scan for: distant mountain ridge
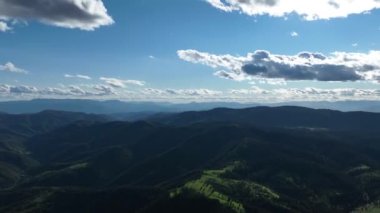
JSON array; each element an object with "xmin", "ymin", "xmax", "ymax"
[
  {"xmin": 1, "ymin": 99, "xmax": 380, "ymax": 114},
  {"xmin": 0, "ymin": 99, "xmax": 258, "ymax": 114},
  {"xmin": 152, "ymin": 106, "xmax": 380, "ymax": 132},
  {"xmin": 0, "ymin": 110, "xmax": 107, "ymax": 136}
]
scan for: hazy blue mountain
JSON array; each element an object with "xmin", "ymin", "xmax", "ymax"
[
  {"xmin": 2, "ymin": 99, "xmax": 380, "ymax": 115},
  {"xmin": 275, "ymin": 100, "xmax": 380, "ymax": 112},
  {"xmin": 0, "ymin": 99, "xmax": 163, "ymax": 114},
  {"xmin": 0, "ymin": 99, "xmax": 257, "ymax": 114}
]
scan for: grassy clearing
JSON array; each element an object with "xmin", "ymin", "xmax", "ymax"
[
  {"xmin": 353, "ymin": 202, "xmax": 380, "ymax": 213},
  {"xmin": 172, "ymin": 162, "xmax": 280, "ymax": 213}
]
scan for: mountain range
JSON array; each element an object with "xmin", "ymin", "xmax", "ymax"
[
  {"xmin": 0, "ymin": 106, "xmax": 379, "ymax": 212},
  {"xmin": 1, "ymin": 99, "xmax": 380, "ymax": 115}
]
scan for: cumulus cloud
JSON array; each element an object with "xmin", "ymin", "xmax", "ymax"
[
  {"xmin": 256, "ymin": 79, "xmax": 287, "ymax": 85},
  {"xmin": 124, "ymin": 80, "xmax": 146, "ymax": 86},
  {"xmin": 100, "ymin": 77, "xmax": 126, "ymax": 88},
  {"xmin": 64, "ymin": 74, "xmax": 92, "ymax": 80},
  {"xmin": 178, "ymin": 49, "xmax": 245, "ymax": 70},
  {"xmin": 9, "ymin": 85, "xmax": 39, "ymax": 94},
  {"xmin": 0, "ymin": 83, "xmax": 224, "ymax": 100},
  {"xmin": 140, "ymin": 87, "xmax": 380, "ymax": 101},
  {"xmin": 0, "ymin": 62, "xmax": 28, "ymax": 74},
  {"xmin": 178, "ymin": 49, "xmax": 380, "ymax": 82},
  {"xmin": 100, "ymin": 77, "xmax": 145, "ymax": 88},
  {"xmin": 92, "ymin": 84, "xmax": 115, "ymax": 95},
  {"xmin": 214, "ymin": 70, "xmax": 247, "ymax": 81},
  {"xmin": 0, "ymin": 0, "xmax": 114, "ymax": 30},
  {"xmin": 229, "ymin": 86, "xmax": 380, "ymax": 102},
  {"xmin": 0, "ymin": 84, "xmax": 115, "ymax": 97},
  {"xmin": 0, "ymin": 21, "xmax": 11, "ymax": 32},
  {"xmin": 290, "ymin": 31, "xmax": 298, "ymax": 37},
  {"xmin": 48, "ymin": 85, "xmax": 114, "ymax": 96},
  {"xmin": 143, "ymin": 88, "xmax": 223, "ymax": 96},
  {"xmin": 206, "ymin": 0, "xmax": 380, "ymax": 20},
  {"xmin": 1, "ymin": 83, "xmax": 380, "ymax": 102}
]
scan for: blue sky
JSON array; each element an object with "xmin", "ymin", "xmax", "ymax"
[{"xmin": 0, "ymin": 0, "xmax": 379, "ymax": 102}]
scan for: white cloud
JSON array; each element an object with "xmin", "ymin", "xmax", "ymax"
[
  {"xmin": 206, "ymin": 0, "xmax": 380, "ymax": 20},
  {"xmin": 0, "ymin": 62, "xmax": 28, "ymax": 74},
  {"xmin": 257, "ymin": 79, "xmax": 287, "ymax": 85},
  {"xmin": 142, "ymin": 88, "xmax": 223, "ymax": 97},
  {"xmin": 126, "ymin": 86, "xmax": 380, "ymax": 102},
  {"xmin": 100, "ymin": 77, "xmax": 126, "ymax": 88},
  {"xmin": 66, "ymin": 85, "xmax": 87, "ymax": 96},
  {"xmin": 92, "ymin": 84, "xmax": 116, "ymax": 95},
  {"xmin": 99, "ymin": 77, "xmax": 146, "ymax": 88},
  {"xmin": 290, "ymin": 31, "xmax": 298, "ymax": 37},
  {"xmin": 0, "ymin": 84, "xmax": 115, "ymax": 97},
  {"xmin": 214, "ymin": 70, "xmax": 247, "ymax": 81},
  {"xmin": 124, "ymin": 80, "xmax": 146, "ymax": 86},
  {"xmin": 166, "ymin": 88, "xmax": 222, "ymax": 96},
  {"xmin": 178, "ymin": 49, "xmax": 380, "ymax": 82},
  {"xmin": 64, "ymin": 74, "xmax": 92, "ymax": 80},
  {"xmin": 229, "ymin": 86, "xmax": 380, "ymax": 102},
  {"xmin": 177, "ymin": 49, "xmax": 245, "ymax": 70},
  {"xmin": 1, "ymin": 83, "xmax": 380, "ymax": 102},
  {"xmin": 0, "ymin": 84, "xmax": 224, "ymax": 100},
  {"xmin": 352, "ymin": 43, "xmax": 359, "ymax": 47},
  {"xmin": 0, "ymin": 0, "xmax": 114, "ymax": 31},
  {"xmin": 9, "ymin": 85, "xmax": 38, "ymax": 94},
  {"xmin": 0, "ymin": 21, "xmax": 11, "ymax": 32},
  {"xmin": 149, "ymin": 55, "xmax": 156, "ymax": 59},
  {"xmin": 0, "ymin": 84, "xmax": 9, "ymax": 93}
]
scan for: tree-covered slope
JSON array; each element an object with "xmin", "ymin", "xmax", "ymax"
[{"xmin": 0, "ymin": 107, "xmax": 380, "ymax": 212}]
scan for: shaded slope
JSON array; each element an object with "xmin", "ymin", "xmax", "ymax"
[
  {"xmin": 9, "ymin": 121, "xmax": 380, "ymax": 212},
  {"xmin": 0, "ymin": 110, "xmax": 107, "ymax": 136},
  {"xmin": 0, "ymin": 111, "xmax": 107, "ymax": 189},
  {"xmin": 1, "ymin": 108, "xmax": 380, "ymax": 212}
]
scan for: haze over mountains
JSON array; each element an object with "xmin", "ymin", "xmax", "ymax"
[
  {"xmin": 1, "ymin": 99, "xmax": 380, "ymax": 115},
  {"xmin": 0, "ymin": 106, "xmax": 379, "ymax": 212}
]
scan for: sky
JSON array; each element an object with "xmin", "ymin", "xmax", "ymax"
[{"xmin": 0, "ymin": 0, "xmax": 380, "ymax": 102}]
